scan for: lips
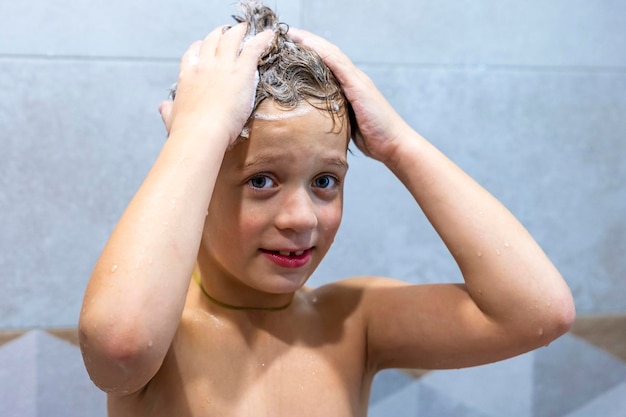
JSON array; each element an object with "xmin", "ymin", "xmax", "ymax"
[{"xmin": 260, "ymin": 248, "xmax": 313, "ymax": 268}]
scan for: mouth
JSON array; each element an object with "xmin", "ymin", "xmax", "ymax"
[
  {"xmin": 260, "ymin": 248, "xmax": 314, "ymax": 268},
  {"xmin": 261, "ymin": 248, "xmax": 312, "ymax": 257}
]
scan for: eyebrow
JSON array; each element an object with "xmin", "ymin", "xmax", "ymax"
[{"xmin": 241, "ymin": 153, "xmax": 349, "ymax": 171}]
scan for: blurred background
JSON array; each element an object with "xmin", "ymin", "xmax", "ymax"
[{"xmin": 1, "ymin": 0, "xmax": 624, "ymax": 416}]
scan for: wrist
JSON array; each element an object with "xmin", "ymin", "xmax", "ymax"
[
  {"xmin": 168, "ymin": 114, "xmax": 233, "ymax": 148},
  {"xmin": 381, "ymin": 126, "xmax": 426, "ymax": 169}
]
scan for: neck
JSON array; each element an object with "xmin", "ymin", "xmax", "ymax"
[{"xmin": 192, "ymin": 271, "xmax": 292, "ymax": 312}]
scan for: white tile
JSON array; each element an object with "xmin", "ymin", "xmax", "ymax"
[
  {"xmin": 564, "ymin": 381, "xmax": 626, "ymax": 417},
  {"xmin": 534, "ymin": 334, "xmax": 626, "ymax": 417},
  {"xmin": 0, "ymin": 332, "xmax": 38, "ymax": 417},
  {"xmin": 369, "ymin": 378, "xmax": 419, "ymax": 417},
  {"xmin": 422, "ymin": 352, "xmax": 533, "ymax": 417},
  {"xmin": 0, "ymin": 330, "xmax": 106, "ymax": 417},
  {"xmin": 418, "ymin": 384, "xmax": 496, "ymax": 417}
]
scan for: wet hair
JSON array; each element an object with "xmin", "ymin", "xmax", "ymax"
[
  {"xmin": 170, "ymin": 0, "xmax": 352, "ymax": 134},
  {"xmin": 236, "ymin": 0, "xmax": 348, "ymax": 130}
]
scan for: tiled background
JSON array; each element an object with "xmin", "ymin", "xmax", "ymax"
[{"xmin": 1, "ymin": 0, "xmax": 624, "ymax": 416}]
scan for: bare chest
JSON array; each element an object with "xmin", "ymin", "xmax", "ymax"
[{"xmin": 112, "ymin": 309, "xmax": 370, "ymax": 417}]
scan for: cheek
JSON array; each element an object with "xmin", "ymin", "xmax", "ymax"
[
  {"xmin": 237, "ymin": 202, "xmax": 274, "ymax": 234},
  {"xmin": 318, "ymin": 200, "xmax": 343, "ymax": 237}
]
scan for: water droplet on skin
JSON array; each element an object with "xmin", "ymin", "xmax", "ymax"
[
  {"xmin": 148, "ymin": 340, "xmax": 153, "ymax": 348},
  {"xmin": 537, "ymin": 328, "xmax": 544, "ymax": 337},
  {"xmin": 476, "ymin": 251, "xmax": 483, "ymax": 257},
  {"xmin": 170, "ymin": 199, "xmax": 177, "ymax": 209},
  {"xmin": 111, "ymin": 264, "xmax": 118, "ymax": 273},
  {"xmin": 496, "ymin": 249, "xmax": 502, "ymax": 256},
  {"xmin": 504, "ymin": 241, "xmax": 510, "ymax": 248}
]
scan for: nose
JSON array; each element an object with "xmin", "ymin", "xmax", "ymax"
[{"xmin": 274, "ymin": 188, "xmax": 318, "ymax": 232}]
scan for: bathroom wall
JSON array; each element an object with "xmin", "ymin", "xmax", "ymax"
[{"xmin": 1, "ymin": 1, "xmax": 624, "ymax": 416}]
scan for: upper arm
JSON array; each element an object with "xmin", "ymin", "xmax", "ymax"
[{"xmin": 359, "ymin": 277, "xmax": 562, "ymax": 372}]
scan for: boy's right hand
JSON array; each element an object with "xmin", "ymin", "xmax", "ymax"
[{"xmin": 160, "ymin": 23, "xmax": 274, "ymax": 146}]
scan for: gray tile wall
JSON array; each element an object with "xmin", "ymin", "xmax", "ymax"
[
  {"xmin": 1, "ymin": 0, "xmax": 625, "ymax": 414},
  {"xmin": 3, "ymin": 0, "xmax": 624, "ymax": 329}
]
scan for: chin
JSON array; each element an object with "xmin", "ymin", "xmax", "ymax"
[{"xmin": 263, "ymin": 272, "xmax": 312, "ymax": 294}]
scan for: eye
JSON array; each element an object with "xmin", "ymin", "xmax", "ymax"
[
  {"xmin": 313, "ymin": 175, "xmax": 337, "ymax": 189},
  {"xmin": 248, "ymin": 175, "xmax": 275, "ymax": 189}
]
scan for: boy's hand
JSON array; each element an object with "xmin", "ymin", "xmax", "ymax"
[
  {"xmin": 161, "ymin": 23, "xmax": 274, "ymax": 146},
  {"xmin": 288, "ymin": 28, "xmax": 412, "ymax": 164}
]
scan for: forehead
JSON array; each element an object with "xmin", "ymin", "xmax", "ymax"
[
  {"xmin": 226, "ymin": 101, "xmax": 350, "ymax": 169},
  {"xmin": 252, "ymin": 100, "xmax": 315, "ymax": 121}
]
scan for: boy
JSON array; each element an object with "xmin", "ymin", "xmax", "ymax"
[{"xmin": 79, "ymin": 2, "xmax": 575, "ymax": 416}]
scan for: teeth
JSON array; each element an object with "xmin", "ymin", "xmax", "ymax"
[{"xmin": 277, "ymin": 250, "xmax": 305, "ymax": 256}]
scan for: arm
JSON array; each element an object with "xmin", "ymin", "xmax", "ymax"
[
  {"xmin": 79, "ymin": 24, "xmax": 274, "ymax": 395},
  {"xmin": 289, "ymin": 28, "xmax": 575, "ymax": 370}
]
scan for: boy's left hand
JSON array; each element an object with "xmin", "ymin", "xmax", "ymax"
[{"xmin": 288, "ymin": 28, "xmax": 414, "ymax": 165}]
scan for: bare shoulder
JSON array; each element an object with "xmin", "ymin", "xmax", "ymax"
[
  {"xmin": 307, "ymin": 276, "xmax": 416, "ymax": 306},
  {"xmin": 303, "ymin": 276, "xmax": 419, "ymax": 326},
  {"xmin": 309, "ymin": 275, "xmax": 408, "ymax": 295}
]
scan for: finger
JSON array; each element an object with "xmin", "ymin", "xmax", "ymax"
[
  {"xmin": 287, "ymin": 27, "xmax": 320, "ymax": 45},
  {"xmin": 287, "ymin": 27, "xmax": 352, "ymax": 80},
  {"xmin": 158, "ymin": 100, "xmax": 174, "ymax": 133},
  {"xmin": 287, "ymin": 27, "xmax": 336, "ymax": 53},
  {"xmin": 180, "ymin": 40, "xmax": 202, "ymax": 70},
  {"xmin": 291, "ymin": 27, "xmax": 371, "ymax": 99},
  {"xmin": 238, "ymin": 29, "xmax": 275, "ymax": 64},
  {"xmin": 217, "ymin": 22, "xmax": 249, "ymax": 56},
  {"xmin": 198, "ymin": 24, "xmax": 230, "ymax": 59}
]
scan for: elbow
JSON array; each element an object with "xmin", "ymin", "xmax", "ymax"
[
  {"xmin": 82, "ymin": 327, "xmax": 145, "ymax": 366},
  {"xmin": 554, "ymin": 292, "xmax": 576, "ymax": 336},
  {"xmin": 79, "ymin": 309, "xmax": 148, "ymax": 363},
  {"xmin": 539, "ymin": 285, "xmax": 577, "ymax": 343},
  {"xmin": 511, "ymin": 272, "xmax": 576, "ymax": 348},
  {"xmin": 79, "ymin": 313, "xmax": 155, "ymax": 394}
]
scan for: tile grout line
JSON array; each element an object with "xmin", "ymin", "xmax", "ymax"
[
  {"xmin": 0, "ymin": 53, "xmax": 625, "ymax": 75},
  {"xmin": 0, "ymin": 328, "xmax": 79, "ymax": 347},
  {"xmin": 0, "ymin": 53, "xmax": 179, "ymax": 64}
]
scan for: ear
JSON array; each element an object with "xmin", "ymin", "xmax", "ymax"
[{"xmin": 158, "ymin": 100, "xmax": 174, "ymax": 134}]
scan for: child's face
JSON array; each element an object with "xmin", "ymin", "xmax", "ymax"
[{"xmin": 200, "ymin": 100, "xmax": 350, "ymax": 303}]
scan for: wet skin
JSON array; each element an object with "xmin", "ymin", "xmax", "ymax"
[{"xmin": 107, "ymin": 102, "xmax": 376, "ymax": 417}]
